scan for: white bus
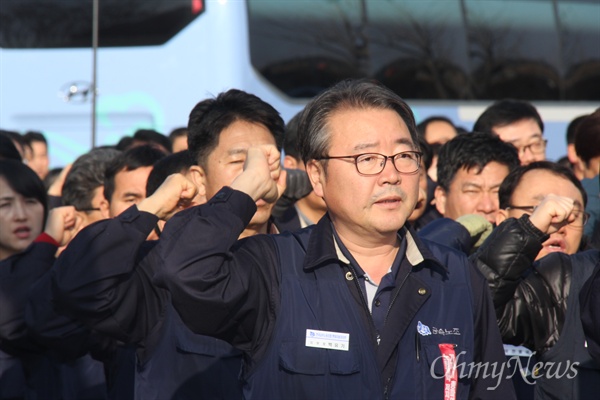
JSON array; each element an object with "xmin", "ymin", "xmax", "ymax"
[{"xmin": 1, "ymin": 0, "xmax": 598, "ymax": 167}]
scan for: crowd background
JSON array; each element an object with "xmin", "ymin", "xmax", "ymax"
[{"xmin": 0, "ymin": 86, "xmax": 599, "ymax": 399}]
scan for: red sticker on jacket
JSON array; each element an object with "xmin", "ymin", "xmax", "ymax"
[{"xmin": 439, "ymin": 343, "xmax": 458, "ymax": 400}]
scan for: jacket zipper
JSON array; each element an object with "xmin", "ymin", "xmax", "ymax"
[
  {"xmin": 382, "ymin": 269, "xmax": 413, "ymax": 399},
  {"xmin": 347, "ymin": 263, "xmax": 381, "ymax": 345}
]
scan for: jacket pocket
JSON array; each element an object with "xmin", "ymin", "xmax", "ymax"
[{"xmin": 278, "ymin": 339, "xmax": 360, "ymax": 376}]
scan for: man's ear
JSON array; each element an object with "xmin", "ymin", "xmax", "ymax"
[
  {"xmin": 496, "ymin": 209, "xmax": 508, "ymax": 226},
  {"xmin": 306, "ymin": 160, "xmax": 324, "ymax": 199},
  {"xmin": 99, "ymin": 197, "xmax": 110, "ymax": 219},
  {"xmin": 434, "ymin": 185, "xmax": 447, "ymax": 216},
  {"xmin": 188, "ymin": 165, "xmax": 207, "ymax": 199},
  {"xmin": 283, "ymin": 155, "xmax": 299, "ymax": 170}
]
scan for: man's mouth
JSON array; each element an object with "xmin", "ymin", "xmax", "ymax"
[{"xmin": 542, "ymin": 237, "xmax": 566, "ymax": 253}]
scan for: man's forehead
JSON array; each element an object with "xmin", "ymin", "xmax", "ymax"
[
  {"xmin": 327, "ymin": 109, "xmax": 415, "ymax": 147},
  {"xmin": 511, "ymin": 170, "xmax": 583, "ymax": 205},
  {"xmin": 493, "ymin": 119, "xmax": 542, "ymax": 142}
]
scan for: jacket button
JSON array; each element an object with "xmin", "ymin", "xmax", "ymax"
[
  {"xmin": 345, "ymin": 271, "xmax": 354, "ymax": 281},
  {"xmin": 375, "ymin": 299, "xmax": 381, "ymax": 307},
  {"xmin": 418, "ymin": 288, "xmax": 427, "ymax": 295}
]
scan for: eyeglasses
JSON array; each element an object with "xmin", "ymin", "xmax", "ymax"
[
  {"xmin": 318, "ymin": 151, "xmax": 422, "ymax": 176},
  {"xmin": 515, "ymin": 138, "xmax": 547, "ymax": 156},
  {"xmin": 506, "ymin": 205, "xmax": 590, "ymax": 227}
]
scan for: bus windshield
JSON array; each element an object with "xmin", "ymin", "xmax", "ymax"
[{"xmin": 248, "ymin": 0, "xmax": 600, "ymax": 101}]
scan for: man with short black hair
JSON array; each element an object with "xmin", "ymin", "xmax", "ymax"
[
  {"xmin": 473, "ymin": 99, "xmax": 546, "ymax": 165},
  {"xmin": 50, "ymin": 89, "xmax": 286, "ymax": 400},
  {"xmin": 23, "ymin": 131, "xmax": 50, "ymax": 179}
]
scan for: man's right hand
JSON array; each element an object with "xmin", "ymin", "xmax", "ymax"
[
  {"xmin": 137, "ymin": 173, "xmax": 199, "ymax": 220},
  {"xmin": 529, "ymin": 194, "xmax": 578, "ymax": 234},
  {"xmin": 230, "ymin": 145, "xmax": 283, "ymax": 203}
]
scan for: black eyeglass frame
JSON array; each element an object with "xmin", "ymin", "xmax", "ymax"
[{"xmin": 317, "ymin": 151, "xmax": 422, "ymax": 176}]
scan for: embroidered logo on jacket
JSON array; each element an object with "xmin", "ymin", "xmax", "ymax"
[{"xmin": 417, "ymin": 321, "xmax": 432, "ymax": 336}]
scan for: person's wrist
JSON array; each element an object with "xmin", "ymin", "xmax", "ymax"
[
  {"xmin": 230, "ymin": 173, "xmax": 262, "ymax": 201},
  {"xmin": 137, "ymin": 197, "xmax": 163, "ymax": 218}
]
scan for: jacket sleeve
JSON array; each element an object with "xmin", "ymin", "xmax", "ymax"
[
  {"xmin": 580, "ymin": 257, "xmax": 600, "ymax": 363},
  {"xmin": 154, "ymin": 187, "xmax": 280, "ymax": 355},
  {"xmin": 25, "ymin": 269, "xmax": 118, "ymax": 362},
  {"xmin": 470, "ymin": 216, "xmax": 577, "ymax": 353},
  {"xmin": 471, "ymin": 216, "xmax": 547, "ymax": 311},
  {"xmin": 418, "ymin": 218, "xmax": 473, "ymax": 254},
  {"xmin": 0, "ymin": 242, "xmax": 57, "ymax": 355},
  {"xmin": 50, "ymin": 206, "xmax": 168, "ymax": 344}
]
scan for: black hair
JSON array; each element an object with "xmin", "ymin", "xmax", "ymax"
[
  {"xmin": 283, "ymin": 111, "xmax": 302, "ymax": 160},
  {"xmin": 574, "ymin": 109, "xmax": 600, "ymax": 165},
  {"xmin": 0, "ymin": 132, "xmax": 22, "ymax": 161},
  {"xmin": 416, "ymin": 116, "xmax": 456, "ymax": 139},
  {"xmin": 187, "ymin": 89, "xmax": 284, "ymax": 168},
  {"xmin": 169, "ymin": 127, "xmax": 188, "ymax": 141},
  {"xmin": 104, "ymin": 145, "xmax": 167, "ymax": 203},
  {"xmin": 133, "ymin": 129, "xmax": 172, "ymax": 153},
  {"xmin": 23, "ymin": 131, "xmax": 48, "ymax": 146},
  {"xmin": 116, "ymin": 136, "xmax": 134, "ymax": 151},
  {"xmin": 436, "ymin": 132, "xmax": 520, "ymax": 191},
  {"xmin": 0, "ymin": 160, "xmax": 48, "ymax": 224},
  {"xmin": 0, "ymin": 129, "xmax": 30, "ymax": 158},
  {"xmin": 498, "ymin": 161, "xmax": 587, "ymax": 209},
  {"xmin": 566, "ymin": 115, "xmax": 588, "ymax": 145},
  {"xmin": 146, "ymin": 150, "xmax": 194, "ymax": 196},
  {"xmin": 473, "ymin": 99, "xmax": 544, "ymax": 135}
]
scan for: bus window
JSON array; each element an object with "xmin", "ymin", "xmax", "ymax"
[
  {"xmin": 0, "ymin": 0, "xmax": 204, "ymax": 48},
  {"xmin": 247, "ymin": 0, "xmax": 600, "ymax": 101}
]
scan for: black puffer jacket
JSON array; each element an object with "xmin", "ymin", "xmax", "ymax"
[
  {"xmin": 471, "ymin": 215, "xmax": 562, "ymax": 352},
  {"xmin": 472, "ymin": 216, "xmax": 600, "ymax": 400}
]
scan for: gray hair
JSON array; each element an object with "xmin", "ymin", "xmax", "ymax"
[
  {"xmin": 63, "ymin": 147, "xmax": 121, "ymax": 210},
  {"xmin": 298, "ymin": 79, "xmax": 418, "ymax": 165}
]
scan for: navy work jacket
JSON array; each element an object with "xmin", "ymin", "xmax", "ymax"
[
  {"xmin": 50, "ymin": 206, "xmax": 243, "ymax": 400},
  {"xmin": 156, "ymin": 187, "xmax": 515, "ymax": 400}
]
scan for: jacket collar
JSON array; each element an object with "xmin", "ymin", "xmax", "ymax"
[{"xmin": 303, "ymin": 213, "xmax": 447, "ymax": 273}]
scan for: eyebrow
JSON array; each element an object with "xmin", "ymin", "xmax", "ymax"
[
  {"xmin": 352, "ymin": 138, "xmax": 414, "ymax": 152},
  {"xmin": 227, "ymin": 148, "xmax": 248, "ymax": 156},
  {"xmin": 122, "ymin": 192, "xmax": 143, "ymax": 199}
]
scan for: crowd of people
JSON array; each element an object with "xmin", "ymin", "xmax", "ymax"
[{"xmin": 0, "ymin": 79, "xmax": 599, "ymax": 400}]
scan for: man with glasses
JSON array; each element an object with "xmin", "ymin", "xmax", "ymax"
[
  {"xmin": 155, "ymin": 80, "xmax": 515, "ymax": 399},
  {"xmin": 473, "ymin": 161, "xmax": 600, "ymax": 399},
  {"xmin": 496, "ymin": 161, "xmax": 588, "ymax": 260},
  {"xmin": 61, "ymin": 147, "xmax": 120, "ymax": 237},
  {"xmin": 473, "ymin": 99, "xmax": 546, "ymax": 165}
]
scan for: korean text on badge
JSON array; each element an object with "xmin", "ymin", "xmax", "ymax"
[{"xmin": 306, "ymin": 329, "xmax": 350, "ymax": 351}]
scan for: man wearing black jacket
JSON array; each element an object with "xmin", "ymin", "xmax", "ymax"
[{"xmin": 473, "ymin": 191, "xmax": 600, "ymax": 400}]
